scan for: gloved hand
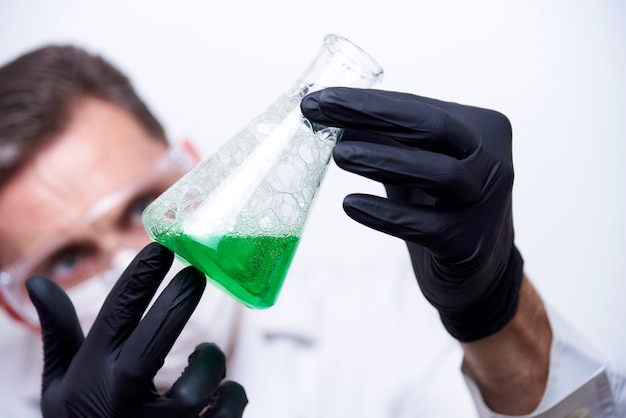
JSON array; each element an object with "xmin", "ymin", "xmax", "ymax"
[
  {"xmin": 301, "ymin": 88, "xmax": 524, "ymax": 342},
  {"xmin": 26, "ymin": 242, "xmax": 248, "ymax": 418}
]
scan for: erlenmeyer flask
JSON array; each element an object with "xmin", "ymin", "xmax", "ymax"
[{"xmin": 143, "ymin": 34, "xmax": 384, "ymax": 309}]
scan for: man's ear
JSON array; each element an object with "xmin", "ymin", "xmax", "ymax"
[{"xmin": 180, "ymin": 138, "xmax": 202, "ymax": 165}]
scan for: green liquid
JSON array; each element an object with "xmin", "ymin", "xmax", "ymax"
[{"xmin": 158, "ymin": 233, "xmax": 300, "ymax": 309}]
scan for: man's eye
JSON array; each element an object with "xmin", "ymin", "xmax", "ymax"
[
  {"xmin": 40, "ymin": 244, "xmax": 100, "ymax": 288},
  {"xmin": 125, "ymin": 194, "xmax": 157, "ymax": 227},
  {"xmin": 50, "ymin": 252, "xmax": 82, "ymax": 277},
  {"xmin": 133, "ymin": 195, "xmax": 154, "ymax": 214}
]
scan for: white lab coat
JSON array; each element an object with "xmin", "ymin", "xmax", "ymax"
[{"xmin": 1, "ymin": 251, "xmax": 624, "ymax": 417}]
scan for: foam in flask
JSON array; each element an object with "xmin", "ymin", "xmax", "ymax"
[{"xmin": 142, "ymin": 34, "xmax": 384, "ymax": 308}]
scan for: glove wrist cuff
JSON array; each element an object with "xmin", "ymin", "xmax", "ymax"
[{"xmin": 440, "ymin": 246, "xmax": 524, "ymax": 342}]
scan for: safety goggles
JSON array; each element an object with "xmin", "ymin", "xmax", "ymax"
[{"xmin": 0, "ymin": 145, "xmax": 196, "ymax": 327}]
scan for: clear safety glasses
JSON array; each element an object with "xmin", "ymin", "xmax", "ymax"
[{"xmin": 0, "ymin": 145, "xmax": 196, "ymax": 327}]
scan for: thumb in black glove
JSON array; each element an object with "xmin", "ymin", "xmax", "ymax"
[
  {"xmin": 26, "ymin": 242, "xmax": 248, "ymax": 418},
  {"xmin": 301, "ymin": 87, "xmax": 524, "ymax": 342}
]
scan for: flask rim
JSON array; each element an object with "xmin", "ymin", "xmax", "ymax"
[{"xmin": 323, "ymin": 33, "xmax": 385, "ymax": 83}]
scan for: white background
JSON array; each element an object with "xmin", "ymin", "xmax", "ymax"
[{"xmin": 1, "ymin": 1, "xmax": 625, "ymax": 363}]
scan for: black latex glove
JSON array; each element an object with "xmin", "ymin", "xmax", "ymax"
[
  {"xmin": 25, "ymin": 242, "xmax": 248, "ymax": 418},
  {"xmin": 301, "ymin": 88, "xmax": 524, "ymax": 342}
]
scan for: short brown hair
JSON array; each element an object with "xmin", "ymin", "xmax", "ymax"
[{"xmin": 0, "ymin": 44, "xmax": 167, "ymax": 189}]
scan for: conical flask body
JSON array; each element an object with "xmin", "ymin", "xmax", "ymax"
[{"xmin": 143, "ymin": 34, "xmax": 383, "ymax": 308}]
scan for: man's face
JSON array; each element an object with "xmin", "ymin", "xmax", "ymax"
[{"xmin": 0, "ymin": 97, "xmax": 176, "ymax": 323}]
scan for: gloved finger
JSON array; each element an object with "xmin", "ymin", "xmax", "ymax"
[
  {"xmin": 166, "ymin": 343, "xmax": 228, "ymax": 416},
  {"xmin": 25, "ymin": 275, "xmax": 84, "ymax": 391},
  {"xmin": 113, "ymin": 266, "xmax": 206, "ymax": 395},
  {"xmin": 333, "ymin": 139, "xmax": 491, "ymax": 206},
  {"xmin": 200, "ymin": 381, "xmax": 248, "ymax": 418},
  {"xmin": 301, "ymin": 87, "xmax": 478, "ymax": 159},
  {"xmin": 86, "ymin": 242, "xmax": 174, "ymax": 352},
  {"xmin": 342, "ymin": 193, "xmax": 474, "ymax": 261}
]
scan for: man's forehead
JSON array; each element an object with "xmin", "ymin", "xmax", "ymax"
[
  {"xmin": 0, "ymin": 97, "xmax": 167, "ymax": 265},
  {"xmin": 32, "ymin": 130, "xmax": 124, "ymax": 212}
]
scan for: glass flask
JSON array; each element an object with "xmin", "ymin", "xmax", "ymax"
[{"xmin": 143, "ymin": 34, "xmax": 384, "ymax": 309}]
